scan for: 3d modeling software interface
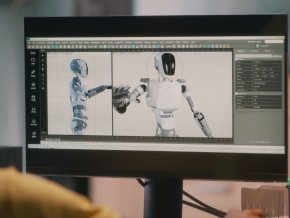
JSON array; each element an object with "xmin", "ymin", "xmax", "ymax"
[{"xmin": 26, "ymin": 35, "xmax": 286, "ymax": 154}]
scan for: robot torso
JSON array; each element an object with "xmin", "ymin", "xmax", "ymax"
[
  {"xmin": 69, "ymin": 77, "xmax": 87, "ymax": 108},
  {"xmin": 146, "ymin": 79, "xmax": 183, "ymax": 132}
]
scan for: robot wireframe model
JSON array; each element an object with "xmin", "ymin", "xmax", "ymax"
[
  {"xmin": 69, "ymin": 59, "xmax": 111, "ymax": 135},
  {"xmin": 113, "ymin": 52, "xmax": 213, "ymax": 137}
]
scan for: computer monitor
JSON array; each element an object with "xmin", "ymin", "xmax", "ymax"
[{"xmin": 25, "ymin": 15, "xmax": 288, "ymax": 218}]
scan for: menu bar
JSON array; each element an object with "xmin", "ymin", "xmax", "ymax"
[
  {"xmin": 26, "ymin": 36, "xmax": 284, "ymax": 50},
  {"xmin": 26, "ymin": 40, "xmax": 232, "ymax": 50}
]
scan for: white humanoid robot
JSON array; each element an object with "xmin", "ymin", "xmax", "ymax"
[
  {"xmin": 113, "ymin": 52, "xmax": 213, "ymax": 137},
  {"xmin": 69, "ymin": 59, "xmax": 111, "ymax": 135}
]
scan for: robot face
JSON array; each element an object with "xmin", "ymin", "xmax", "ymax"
[
  {"xmin": 155, "ymin": 52, "xmax": 175, "ymax": 79},
  {"xmin": 70, "ymin": 59, "xmax": 88, "ymax": 78}
]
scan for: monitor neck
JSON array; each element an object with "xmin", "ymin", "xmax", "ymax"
[{"xmin": 144, "ymin": 178, "xmax": 183, "ymax": 218}]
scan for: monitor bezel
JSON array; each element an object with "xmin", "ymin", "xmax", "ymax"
[{"xmin": 25, "ymin": 15, "xmax": 288, "ymax": 181}]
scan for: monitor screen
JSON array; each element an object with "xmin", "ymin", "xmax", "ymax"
[{"xmin": 25, "ymin": 15, "xmax": 288, "ymax": 181}]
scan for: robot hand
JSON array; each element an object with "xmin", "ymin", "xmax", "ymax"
[
  {"xmin": 194, "ymin": 111, "xmax": 213, "ymax": 138},
  {"xmin": 112, "ymin": 85, "xmax": 131, "ymax": 114}
]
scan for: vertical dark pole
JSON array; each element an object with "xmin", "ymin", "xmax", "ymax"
[{"xmin": 144, "ymin": 178, "xmax": 183, "ymax": 218}]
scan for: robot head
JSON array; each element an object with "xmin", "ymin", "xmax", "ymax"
[
  {"xmin": 154, "ymin": 52, "xmax": 175, "ymax": 79},
  {"xmin": 70, "ymin": 59, "xmax": 88, "ymax": 78}
]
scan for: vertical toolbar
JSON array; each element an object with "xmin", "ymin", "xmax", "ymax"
[{"xmin": 26, "ymin": 50, "xmax": 40, "ymax": 143}]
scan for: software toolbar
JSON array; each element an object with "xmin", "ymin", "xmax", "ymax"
[{"xmin": 26, "ymin": 36, "xmax": 284, "ymax": 50}]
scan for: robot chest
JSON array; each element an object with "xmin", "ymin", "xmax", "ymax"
[
  {"xmin": 70, "ymin": 83, "xmax": 87, "ymax": 106},
  {"xmin": 146, "ymin": 82, "xmax": 182, "ymax": 110}
]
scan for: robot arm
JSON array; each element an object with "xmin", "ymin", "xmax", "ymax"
[
  {"xmin": 128, "ymin": 78, "xmax": 149, "ymax": 103},
  {"xmin": 128, "ymin": 84, "xmax": 146, "ymax": 102},
  {"xmin": 182, "ymin": 85, "xmax": 213, "ymax": 137},
  {"xmin": 85, "ymin": 85, "xmax": 112, "ymax": 98}
]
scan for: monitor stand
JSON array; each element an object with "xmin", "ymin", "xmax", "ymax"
[{"xmin": 144, "ymin": 178, "xmax": 183, "ymax": 218}]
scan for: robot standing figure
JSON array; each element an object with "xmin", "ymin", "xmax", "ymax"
[
  {"xmin": 69, "ymin": 59, "xmax": 111, "ymax": 135},
  {"xmin": 113, "ymin": 52, "xmax": 213, "ymax": 137}
]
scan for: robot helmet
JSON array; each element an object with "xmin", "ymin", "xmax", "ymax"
[
  {"xmin": 154, "ymin": 52, "xmax": 175, "ymax": 79},
  {"xmin": 70, "ymin": 59, "xmax": 88, "ymax": 78}
]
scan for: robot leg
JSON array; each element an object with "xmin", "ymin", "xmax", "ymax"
[{"xmin": 71, "ymin": 117, "xmax": 87, "ymax": 135}]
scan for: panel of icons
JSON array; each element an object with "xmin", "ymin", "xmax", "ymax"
[{"xmin": 27, "ymin": 51, "xmax": 39, "ymax": 140}]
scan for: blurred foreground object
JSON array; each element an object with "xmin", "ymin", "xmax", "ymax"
[
  {"xmin": 225, "ymin": 208, "xmax": 265, "ymax": 218},
  {"xmin": 0, "ymin": 167, "xmax": 120, "ymax": 218}
]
